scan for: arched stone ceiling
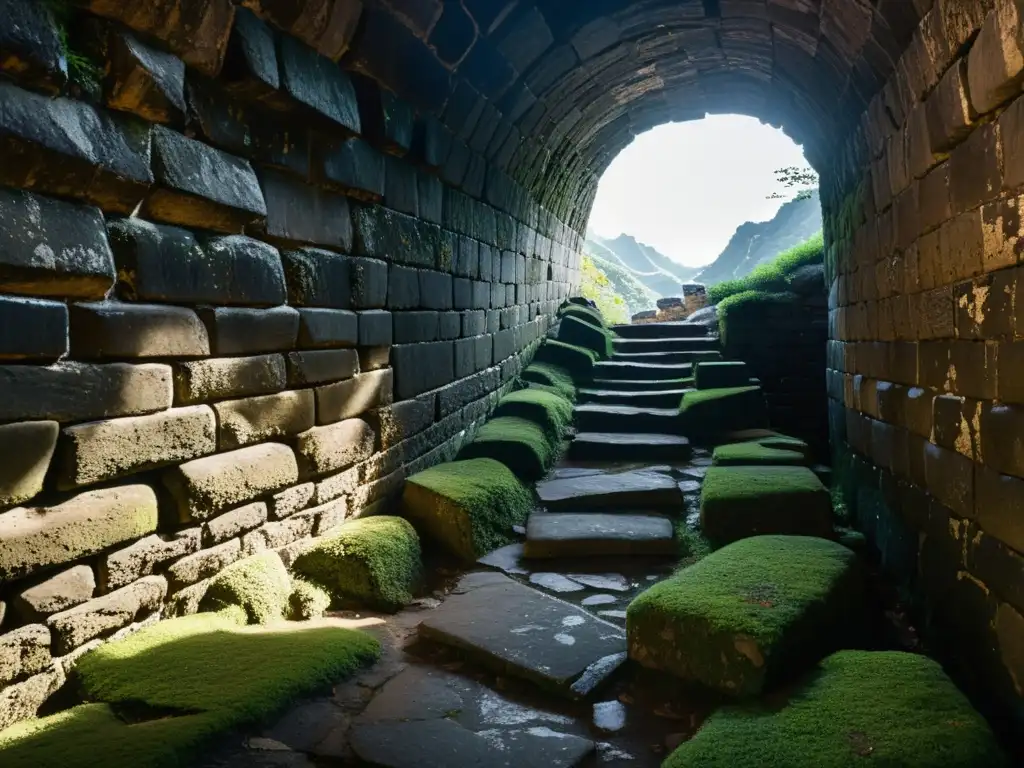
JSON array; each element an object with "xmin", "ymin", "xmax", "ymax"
[{"xmin": 350, "ymin": 0, "xmax": 930, "ymax": 231}]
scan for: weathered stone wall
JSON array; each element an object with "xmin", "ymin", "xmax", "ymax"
[
  {"xmin": 822, "ymin": 0, "xmax": 1024, "ymax": 738},
  {"xmin": 0, "ymin": 0, "xmax": 579, "ymax": 725}
]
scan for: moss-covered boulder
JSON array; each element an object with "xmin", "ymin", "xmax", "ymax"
[
  {"xmin": 459, "ymin": 416, "xmax": 558, "ymax": 481},
  {"xmin": 627, "ymin": 536, "xmax": 863, "ymax": 697},
  {"xmin": 292, "ymin": 517, "xmax": 422, "ymax": 613},
  {"xmin": 712, "ymin": 443, "xmax": 807, "ymax": 467},
  {"xmin": 288, "ymin": 577, "xmax": 332, "ymax": 620},
  {"xmin": 557, "ymin": 315, "xmax": 614, "ymax": 359},
  {"xmin": 402, "ymin": 458, "xmax": 532, "ymax": 561},
  {"xmin": 663, "ymin": 650, "xmax": 1008, "ymax": 767},
  {"xmin": 521, "ymin": 362, "xmax": 577, "ymax": 402},
  {"xmin": 681, "ymin": 386, "xmax": 768, "ymax": 439},
  {"xmin": 533, "ymin": 339, "xmax": 598, "ymax": 379},
  {"xmin": 700, "ymin": 466, "xmax": 833, "ymax": 546},
  {"xmin": 200, "ymin": 552, "xmax": 292, "ymax": 624},
  {"xmin": 559, "ymin": 301, "xmax": 605, "ymax": 325},
  {"xmin": 694, "ymin": 360, "xmax": 750, "ymax": 390},
  {"xmin": 494, "ymin": 389, "xmax": 573, "ymax": 442}
]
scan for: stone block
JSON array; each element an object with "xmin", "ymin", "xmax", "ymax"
[
  {"xmin": 143, "ymin": 126, "xmax": 266, "ymax": 232},
  {"xmin": 166, "ymin": 538, "xmax": 241, "ymax": 589},
  {"xmin": 462, "ymin": 310, "xmax": 486, "ymax": 336},
  {"xmin": 360, "ymin": 346, "xmax": 392, "ymax": 372},
  {"xmin": 384, "ymin": 154, "xmax": 419, "ymax": 216},
  {"xmin": 968, "ymin": 0, "xmax": 1024, "ymax": 115},
  {"xmin": 394, "ymin": 311, "xmax": 440, "ymax": 343},
  {"xmin": 241, "ymin": 0, "xmax": 361, "ymax": 61},
  {"xmin": 0, "ymin": 80, "xmax": 153, "ymax": 214},
  {"xmin": 269, "ymin": 482, "xmax": 315, "ymax": 519},
  {"xmin": 0, "ymin": 625, "xmax": 51, "ymax": 688},
  {"xmin": 257, "ymin": 168, "xmax": 354, "ymax": 251},
  {"xmin": 0, "ymin": 667, "xmax": 63, "ymax": 731},
  {"xmin": 58, "ymin": 405, "xmax": 216, "ymax": 489},
  {"xmin": 197, "ymin": 306, "xmax": 299, "ymax": 355},
  {"xmin": 297, "ymin": 308, "xmax": 358, "ymax": 348},
  {"xmin": 350, "ymin": 256, "xmax": 389, "ymax": 309},
  {"xmin": 949, "ymin": 124, "xmax": 1002, "ymax": 215},
  {"xmin": 0, "ymin": 188, "xmax": 115, "ymax": 300},
  {"xmin": 214, "ymin": 390, "xmax": 315, "ymax": 450},
  {"xmin": 391, "ymin": 341, "xmax": 455, "ymax": 399},
  {"xmin": 282, "ymin": 248, "xmax": 352, "ymax": 308},
  {"xmin": 47, "ymin": 575, "xmax": 167, "ymax": 654},
  {"xmin": 419, "ymin": 270, "xmax": 454, "ymax": 310},
  {"xmin": 315, "ymin": 465, "xmax": 361, "ymax": 505},
  {"xmin": 83, "ymin": 0, "xmax": 235, "ymax": 75},
  {"xmin": 69, "ymin": 302, "xmax": 210, "ymax": 359},
  {"xmin": 296, "ymin": 418, "xmax": 376, "ymax": 477},
  {"xmin": 174, "ymin": 354, "xmax": 286, "ymax": 403},
  {"xmin": 12, "ymin": 566, "xmax": 96, "ymax": 625},
  {"xmin": 454, "ymin": 278, "xmax": 472, "ymax": 310},
  {"xmin": 359, "ymin": 310, "xmax": 393, "ymax": 347},
  {"xmin": 109, "ymin": 220, "xmax": 286, "ymax": 305},
  {"xmin": 98, "ymin": 25, "xmax": 187, "ymax": 123},
  {"xmin": 313, "ymin": 136, "xmax": 386, "ymax": 200},
  {"xmin": 439, "ymin": 311, "xmax": 461, "ymax": 340},
  {"xmin": 387, "ymin": 264, "xmax": 421, "ymax": 309},
  {"xmin": 0, "ymin": 0, "xmax": 65, "ymax": 91},
  {"xmin": 278, "ymin": 34, "xmax": 360, "ymax": 132},
  {"xmin": 0, "ymin": 296, "xmax": 68, "ymax": 361},
  {"xmin": 0, "ymin": 362, "xmax": 171, "ymax": 423},
  {"xmin": 204, "ymin": 501, "xmax": 268, "ymax": 545},
  {"xmin": 316, "ymin": 369, "xmax": 394, "ymax": 424},
  {"xmin": 99, "ymin": 529, "xmax": 201, "ymax": 592},
  {"xmin": 472, "ymin": 281, "xmax": 491, "ymax": 309},
  {"xmin": 0, "ymin": 485, "xmax": 159, "ymax": 583},
  {"xmin": 378, "ymin": 398, "xmax": 435, "ymax": 446},
  {"xmin": 926, "ymin": 60, "xmax": 974, "ymax": 154},
  {"xmin": 352, "ymin": 205, "xmax": 438, "ymax": 269},
  {"xmin": 163, "ymin": 442, "xmax": 299, "ymax": 521},
  {"xmin": 999, "ymin": 96, "xmax": 1024, "ymax": 190},
  {"xmin": 975, "ymin": 464, "xmax": 1024, "ymax": 553},
  {"xmin": 0, "ymin": 421, "xmax": 58, "ymax": 508},
  {"xmin": 287, "ymin": 349, "xmax": 359, "ymax": 386},
  {"xmin": 924, "ymin": 441, "xmax": 975, "ymax": 517}
]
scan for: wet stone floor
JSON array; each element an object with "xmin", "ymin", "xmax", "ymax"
[{"xmin": 201, "ymin": 452, "xmax": 719, "ymax": 768}]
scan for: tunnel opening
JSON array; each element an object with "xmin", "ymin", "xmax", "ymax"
[{"xmin": 0, "ymin": 0, "xmax": 1021, "ymax": 764}]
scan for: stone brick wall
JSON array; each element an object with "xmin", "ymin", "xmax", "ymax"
[
  {"xmin": 0, "ymin": 0, "xmax": 579, "ymax": 725},
  {"xmin": 822, "ymin": 0, "xmax": 1023, "ymax": 738}
]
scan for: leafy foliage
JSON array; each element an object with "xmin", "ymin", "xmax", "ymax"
[
  {"xmin": 579, "ymin": 255, "xmax": 631, "ymax": 324},
  {"xmin": 767, "ymin": 166, "xmax": 820, "ymax": 201},
  {"xmin": 708, "ymin": 232, "xmax": 824, "ymax": 305}
]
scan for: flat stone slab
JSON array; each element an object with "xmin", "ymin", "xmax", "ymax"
[
  {"xmin": 578, "ymin": 388, "xmax": 692, "ymax": 410},
  {"xmin": 611, "ymin": 322, "xmax": 708, "ymax": 339},
  {"xmin": 612, "ymin": 350, "xmax": 721, "ymax": 366},
  {"xmin": 524, "ymin": 514, "xmax": 676, "ymax": 558},
  {"xmin": 569, "ymin": 432, "xmax": 691, "ymax": 462},
  {"xmin": 419, "ymin": 572, "xmax": 627, "ymax": 699},
  {"xmin": 593, "ymin": 361, "xmax": 694, "ymax": 381},
  {"xmin": 537, "ymin": 469, "xmax": 685, "ymax": 511},
  {"xmin": 574, "ymin": 404, "xmax": 686, "ymax": 435},
  {"xmin": 591, "ymin": 378, "xmax": 692, "ymax": 392},
  {"xmin": 478, "ymin": 543, "xmax": 529, "ymax": 576},
  {"xmin": 529, "ymin": 572, "xmax": 587, "ymax": 593},
  {"xmin": 613, "ymin": 337, "xmax": 719, "ymax": 353}
]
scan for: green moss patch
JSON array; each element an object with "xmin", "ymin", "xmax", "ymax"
[
  {"xmin": 720, "ymin": 429, "xmax": 811, "ymax": 456},
  {"xmin": 694, "ymin": 361, "xmax": 750, "ymax": 390},
  {"xmin": 494, "ymin": 389, "xmax": 573, "ymax": 442},
  {"xmin": 681, "ymin": 386, "xmax": 769, "ymax": 440},
  {"xmin": 292, "ymin": 516, "xmax": 422, "ymax": 613},
  {"xmin": 664, "ymin": 650, "xmax": 1007, "ymax": 767},
  {"xmin": 402, "ymin": 458, "xmax": 532, "ymax": 561},
  {"xmin": 459, "ymin": 416, "xmax": 558, "ymax": 481},
  {"xmin": 201, "ymin": 552, "xmax": 292, "ymax": 624},
  {"xmin": 522, "ymin": 362, "xmax": 577, "ymax": 402},
  {"xmin": 557, "ymin": 315, "xmax": 614, "ymax": 358},
  {"xmin": 558, "ymin": 302, "xmax": 607, "ymax": 329},
  {"xmin": 708, "ymin": 232, "xmax": 824, "ymax": 305},
  {"xmin": 627, "ymin": 536, "xmax": 863, "ymax": 697},
  {"xmin": 700, "ymin": 466, "xmax": 833, "ymax": 546},
  {"xmin": 534, "ymin": 339, "xmax": 598, "ymax": 379},
  {"xmin": 712, "ymin": 443, "xmax": 808, "ymax": 467},
  {"xmin": 289, "ymin": 578, "xmax": 331, "ymax": 620}
]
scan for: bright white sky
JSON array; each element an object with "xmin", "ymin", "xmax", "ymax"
[{"xmin": 587, "ymin": 114, "xmax": 812, "ymax": 269}]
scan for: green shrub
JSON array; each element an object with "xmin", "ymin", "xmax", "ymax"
[
  {"xmin": 664, "ymin": 650, "xmax": 1008, "ymax": 767},
  {"xmin": 707, "ymin": 232, "xmax": 824, "ymax": 305},
  {"xmin": 494, "ymin": 388, "xmax": 573, "ymax": 442},
  {"xmin": 557, "ymin": 314, "xmax": 614, "ymax": 358},
  {"xmin": 292, "ymin": 517, "xmax": 422, "ymax": 612},
  {"xmin": 288, "ymin": 578, "xmax": 331, "ymax": 620},
  {"xmin": 627, "ymin": 536, "xmax": 863, "ymax": 697},
  {"xmin": 200, "ymin": 552, "xmax": 292, "ymax": 624},
  {"xmin": 402, "ymin": 458, "xmax": 532, "ymax": 561},
  {"xmin": 459, "ymin": 416, "xmax": 558, "ymax": 481},
  {"xmin": 533, "ymin": 339, "xmax": 598, "ymax": 379},
  {"xmin": 521, "ymin": 362, "xmax": 577, "ymax": 402}
]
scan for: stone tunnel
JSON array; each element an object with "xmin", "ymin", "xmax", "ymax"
[{"xmin": 0, "ymin": 0, "xmax": 1022, "ymax": 758}]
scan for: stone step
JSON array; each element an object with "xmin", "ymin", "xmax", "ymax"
[
  {"xmin": 524, "ymin": 513, "xmax": 676, "ymax": 558},
  {"xmin": 593, "ymin": 360, "xmax": 694, "ymax": 381},
  {"xmin": 569, "ymin": 432, "xmax": 692, "ymax": 462},
  {"xmin": 611, "ymin": 322, "xmax": 708, "ymax": 339},
  {"xmin": 578, "ymin": 387, "xmax": 691, "ymax": 409},
  {"xmin": 418, "ymin": 571, "xmax": 627, "ymax": 699},
  {"xmin": 590, "ymin": 377, "xmax": 693, "ymax": 392},
  {"xmin": 536, "ymin": 468, "xmax": 685, "ymax": 511},
  {"xmin": 613, "ymin": 337, "xmax": 720, "ymax": 354},
  {"xmin": 574, "ymin": 404, "xmax": 686, "ymax": 434},
  {"xmin": 611, "ymin": 350, "xmax": 722, "ymax": 366}
]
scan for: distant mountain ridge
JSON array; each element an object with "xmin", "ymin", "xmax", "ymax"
[
  {"xmin": 583, "ymin": 231, "xmax": 698, "ymax": 298},
  {"xmin": 691, "ymin": 191, "xmax": 823, "ymax": 287}
]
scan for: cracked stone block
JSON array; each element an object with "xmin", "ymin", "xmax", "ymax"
[
  {"xmin": 0, "ymin": 80, "xmax": 153, "ymax": 214},
  {"xmin": 0, "ymin": 485, "xmax": 159, "ymax": 583}
]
